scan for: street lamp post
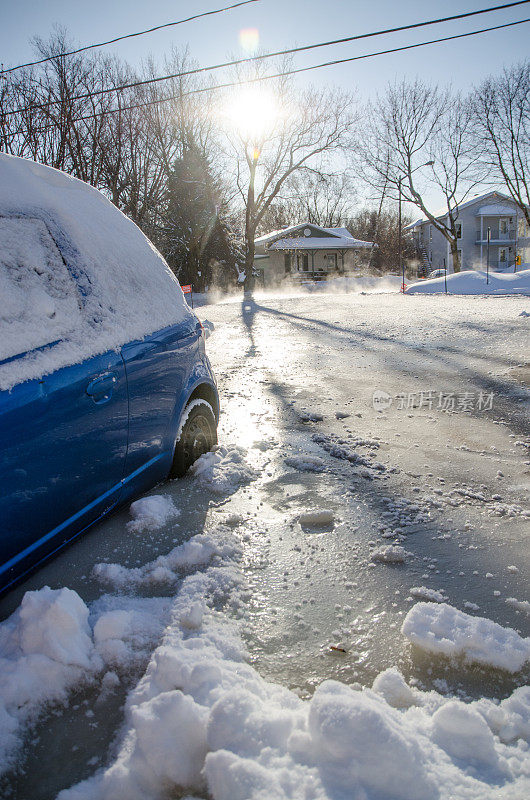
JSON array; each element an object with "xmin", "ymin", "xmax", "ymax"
[
  {"xmin": 486, "ymin": 226, "xmax": 491, "ymax": 285},
  {"xmin": 398, "ymin": 177, "xmax": 403, "ymax": 292}
]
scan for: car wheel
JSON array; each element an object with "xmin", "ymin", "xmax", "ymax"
[{"xmin": 170, "ymin": 399, "xmax": 218, "ymax": 478}]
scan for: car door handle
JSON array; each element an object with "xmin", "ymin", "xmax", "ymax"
[{"xmin": 86, "ymin": 372, "xmax": 117, "ymax": 400}]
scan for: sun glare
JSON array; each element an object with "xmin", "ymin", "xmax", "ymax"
[
  {"xmin": 223, "ymin": 87, "xmax": 280, "ymax": 141},
  {"xmin": 239, "ymin": 27, "xmax": 259, "ymax": 52}
]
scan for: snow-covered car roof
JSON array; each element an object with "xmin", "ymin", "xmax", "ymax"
[{"xmin": 0, "ymin": 154, "xmax": 192, "ymax": 390}]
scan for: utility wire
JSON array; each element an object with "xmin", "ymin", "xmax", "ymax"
[
  {"xmin": 2, "ymin": 16, "xmax": 529, "ymax": 140},
  {"xmin": 2, "ymin": 1, "xmax": 530, "ymax": 118},
  {"xmin": 0, "ymin": 1, "xmax": 260, "ymax": 76}
]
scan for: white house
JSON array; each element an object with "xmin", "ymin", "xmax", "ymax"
[
  {"xmin": 254, "ymin": 223, "xmax": 374, "ymax": 286},
  {"xmin": 405, "ymin": 191, "xmax": 530, "ymax": 274}
]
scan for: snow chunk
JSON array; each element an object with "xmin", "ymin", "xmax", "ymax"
[
  {"xmin": 402, "ymin": 602, "xmax": 530, "ymax": 672},
  {"xmin": 284, "ymin": 454, "xmax": 326, "ymax": 473},
  {"xmin": 93, "ymin": 529, "xmax": 241, "ymax": 590},
  {"xmin": 432, "ymin": 701, "xmax": 499, "ymax": 765},
  {"xmin": 190, "ymin": 446, "xmax": 258, "ymax": 495},
  {"xmin": 127, "ymin": 495, "xmax": 180, "ymax": 534},
  {"xmin": 409, "ymin": 586, "xmax": 447, "ymax": 603},
  {"xmin": 298, "ymin": 509, "xmax": 335, "ymax": 528},
  {"xmin": 307, "ymin": 681, "xmax": 435, "ymax": 800},
  {"xmin": 372, "ymin": 667, "xmax": 418, "ymax": 708},
  {"xmin": 506, "ymin": 597, "xmax": 530, "ymax": 615},
  {"xmin": 371, "ymin": 545, "xmax": 409, "ymax": 564}
]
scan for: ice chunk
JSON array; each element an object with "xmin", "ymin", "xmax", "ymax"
[{"xmin": 402, "ymin": 602, "xmax": 530, "ymax": 672}]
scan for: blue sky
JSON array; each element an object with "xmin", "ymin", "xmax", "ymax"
[
  {"xmin": 2, "ymin": 1, "xmax": 528, "ymax": 211},
  {"xmin": 2, "ymin": 0, "xmax": 528, "ymax": 99}
]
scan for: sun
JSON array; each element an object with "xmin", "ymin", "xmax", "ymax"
[{"xmin": 223, "ymin": 86, "xmax": 280, "ymax": 141}]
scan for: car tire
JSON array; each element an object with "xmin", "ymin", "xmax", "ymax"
[{"xmin": 170, "ymin": 399, "xmax": 218, "ymax": 478}]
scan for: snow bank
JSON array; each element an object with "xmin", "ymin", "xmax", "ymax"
[
  {"xmin": 406, "ymin": 268, "xmax": 530, "ymax": 296},
  {"xmin": 126, "ymin": 496, "xmax": 180, "ymax": 534},
  {"xmin": 0, "ymin": 587, "xmax": 102, "ymax": 774},
  {"xmin": 0, "ymin": 154, "xmax": 193, "ymax": 390},
  {"xmin": 60, "ymin": 572, "xmax": 530, "ymax": 800},
  {"xmin": 402, "ymin": 602, "xmax": 530, "ymax": 672},
  {"xmin": 190, "ymin": 446, "xmax": 258, "ymax": 495}
]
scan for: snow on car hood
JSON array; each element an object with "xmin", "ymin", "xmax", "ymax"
[{"xmin": 0, "ymin": 154, "xmax": 194, "ymax": 390}]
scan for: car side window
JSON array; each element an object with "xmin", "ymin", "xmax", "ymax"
[{"xmin": 0, "ymin": 216, "xmax": 81, "ymax": 361}]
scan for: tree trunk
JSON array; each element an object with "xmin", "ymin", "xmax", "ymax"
[{"xmin": 450, "ymin": 239, "xmax": 461, "ymax": 273}]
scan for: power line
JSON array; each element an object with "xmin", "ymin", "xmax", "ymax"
[
  {"xmin": 2, "ymin": 15, "xmax": 529, "ymax": 140},
  {"xmin": 2, "ymin": 1, "xmax": 530, "ymax": 118},
  {"xmin": 0, "ymin": 1, "xmax": 260, "ymax": 77}
]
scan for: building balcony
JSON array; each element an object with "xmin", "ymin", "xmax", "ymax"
[{"xmin": 475, "ymin": 229, "xmax": 516, "ymax": 243}]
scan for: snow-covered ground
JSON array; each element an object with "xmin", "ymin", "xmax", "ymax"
[
  {"xmin": 1, "ymin": 288, "xmax": 529, "ymax": 799},
  {"xmin": 406, "ymin": 267, "xmax": 530, "ymax": 296}
]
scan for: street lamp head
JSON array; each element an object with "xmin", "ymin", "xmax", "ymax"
[{"xmin": 425, "ymin": 160, "xmax": 435, "ymax": 167}]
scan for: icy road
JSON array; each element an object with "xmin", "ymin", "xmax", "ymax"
[{"xmin": 1, "ymin": 289, "xmax": 529, "ymax": 800}]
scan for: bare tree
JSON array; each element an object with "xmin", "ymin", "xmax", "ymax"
[
  {"xmin": 221, "ymin": 65, "xmax": 357, "ymax": 289},
  {"xmin": 471, "ymin": 61, "xmax": 530, "ymax": 227},
  {"xmin": 358, "ymin": 79, "xmax": 481, "ymax": 272}
]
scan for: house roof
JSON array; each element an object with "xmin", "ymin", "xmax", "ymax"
[
  {"xmin": 255, "ymin": 222, "xmax": 374, "ymax": 250},
  {"xmin": 267, "ymin": 236, "xmax": 373, "ymax": 251},
  {"xmin": 403, "ymin": 191, "xmax": 520, "ymax": 229}
]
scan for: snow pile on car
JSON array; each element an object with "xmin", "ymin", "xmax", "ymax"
[
  {"xmin": 406, "ymin": 268, "xmax": 530, "ymax": 296},
  {"xmin": 57, "ymin": 570, "xmax": 530, "ymax": 800},
  {"xmin": 402, "ymin": 601, "xmax": 530, "ymax": 672},
  {"xmin": 0, "ymin": 154, "xmax": 192, "ymax": 390}
]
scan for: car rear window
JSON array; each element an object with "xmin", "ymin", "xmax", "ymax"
[{"xmin": 0, "ymin": 216, "xmax": 81, "ymax": 362}]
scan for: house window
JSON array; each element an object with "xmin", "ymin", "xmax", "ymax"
[
  {"xmin": 500, "ymin": 219, "xmax": 508, "ymax": 235},
  {"xmin": 455, "ymin": 222, "xmax": 462, "ymax": 239},
  {"xmin": 284, "ymin": 253, "xmax": 291, "ymax": 274}
]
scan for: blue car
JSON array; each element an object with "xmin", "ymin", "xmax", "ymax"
[{"xmin": 0, "ymin": 154, "xmax": 219, "ymax": 593}]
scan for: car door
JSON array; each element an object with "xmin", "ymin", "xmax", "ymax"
[
  {"xmin": 120, "ymin": 317, "xmax": 201, "ymax": 492},
  {"xmin": 0, "ymin": 216, "xmax": 129, "ymax": 589}
]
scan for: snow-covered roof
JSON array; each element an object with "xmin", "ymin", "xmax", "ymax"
[
  {"xmin": 404, "ymin": 192, "xmax": 519, "ymax": 227},
  {"xmin": 255, "ymin": 222, "xmax": 347, "ymax": 245},
  {"xmin": 255, "ymin": 222, "xmax": 373, "ymax": 250},
  {"xmin": 267, "ymin": 236, "xmax": 373, "ymax": 250},
  {"xmin": 475, "ymin": 204, "xmax": 517, "ymax": 216},
  {"xmin": 0, "ymin": 154, "xmax": 191, "ymax": 390}
]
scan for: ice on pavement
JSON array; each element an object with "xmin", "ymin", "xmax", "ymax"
[
  {"xmin": 402, "ymin": 601, "xmax": 530, "ymax": 672},
  {"xmin": 190, "ymin": 445, "xmax": 258, "ymax": 494},
  {"xmin": 284, "ymin": 453, "xmax": 327, "ymax": 472},
  {"xmin": 126, "ymin": 496, "xmax": 180, "ymax": 534}
]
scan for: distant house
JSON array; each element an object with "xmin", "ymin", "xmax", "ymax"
[
  {"xmin": 254, "ymin": 223, "xmax": 374, "ymax": 286},
  {"xmin": 405, "ymin": 191, "xmax": 530, "ymax": 274}
]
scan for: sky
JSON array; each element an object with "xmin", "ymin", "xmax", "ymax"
[{"xmin": 1, "ymin": 0, "xmax": 528, "ymax": 209}]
